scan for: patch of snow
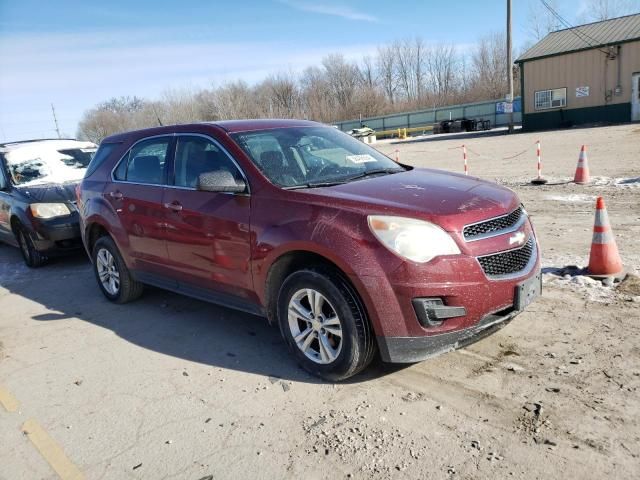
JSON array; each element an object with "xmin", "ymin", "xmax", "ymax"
[
  {"xmin": 541, "ymin": 263, "xmax": 640, "ymax": 303},
  {"xmin": 3, "ymin": 140, "xmax": 96, "ymax": 187},
  {"xmin": 614, "ymin": 177, "xmax": 640, "ymax": 187},
  {"xmin": 544, "ymin": 194, "xmax": 596, "ymax": 203},
  {"xmin": 590, "ymin": 176, "xmax": 612, "ymax": 186}
]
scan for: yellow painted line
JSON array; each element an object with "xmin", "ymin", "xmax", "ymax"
[
  {"xmin": 0, "ymin": 386, "xmax": 19, "ymax": 412},
  {"xmin": 22, "ymin": 419, "xmax": 84, "ymax": 480}
]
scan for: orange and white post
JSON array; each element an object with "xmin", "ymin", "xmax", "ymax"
[
  {"xmin": 531, "ymin": 140, "xmax": 548, "ymax": 184},
  {"xmin": 394, "ymin": 149, "xmax": 400, "ymax": 162},
  {"xmin": 462, "ymin": 145, "xmax": 468, "ymax": 175}
]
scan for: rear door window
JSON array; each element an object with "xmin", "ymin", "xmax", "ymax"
[{"xmin": 114, "ymin": 137, "xmax": 171, "ymax": 185}]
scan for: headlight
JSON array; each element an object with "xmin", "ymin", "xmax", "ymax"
[
  {"xmin": 30, "ymin": 203, "xmax": 71, "ymax": 219},
  {"xmin": 368, "ymin": 215, "xmax": 460, "ymax": 263}
]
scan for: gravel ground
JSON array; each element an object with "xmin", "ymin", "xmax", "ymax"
[{"xmin": 0, "ymin": 124, "xmax": 639, "ymax": 479}]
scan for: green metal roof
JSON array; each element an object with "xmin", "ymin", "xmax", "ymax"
[{"xmin": 516, "ymin": 13, "xmax": 640, "ymax": 63}]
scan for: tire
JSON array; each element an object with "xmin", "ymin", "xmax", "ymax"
[
  {"xmin": 277, "ymin": 268, "xmax": 376, "ymax": 381},
  {"xmin": 15, "ymin": 224, "xmax": 46, "ymax": 268},
  {"xmin": 92, "ymin": 236, "xmax": 143, "ymax": 303}
]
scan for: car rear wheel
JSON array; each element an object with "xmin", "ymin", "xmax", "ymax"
[
  {"xmin": 15, "ymin": 224, "xmax": 46, "ymax": 268},
  {"xmin": 277, "ymin": 268, "xmax": 375, "ymax": 381},
  {"xmin": 92, "ymin": 236, "xmax": 143, "ymax": 303}
]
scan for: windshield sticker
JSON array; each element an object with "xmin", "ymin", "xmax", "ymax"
[{"xmin": 346, "ymin": 154, "xmax": 377, "ymax": 164}]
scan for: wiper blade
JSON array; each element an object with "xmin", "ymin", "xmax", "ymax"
[
  {"xmin": 283, "ymin": 169, "xmax": 404, "ymax": 190},
  {"xmin": 284, "ymin": 180, "xmax": 349, "ymax": 190},
  {"xmin": 344, "ymin": 168, "xmax": 404, "ymax": 182}
]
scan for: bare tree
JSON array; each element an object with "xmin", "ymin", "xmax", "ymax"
[
  {"xmin": 262, "ymin": 72, "xmax": 300, "ymax": 117},
  {"xmin": 160, "ymin": 88, "xmax": 201, "ymax": 124},
  {"xmin": 528, "ymin": 0, "xmax": 561, "ymax": 41},
  {"xmin": 376, "ymin": 45, "xmax": 396, "ymax": 104},
  {"xmin": 359, "ymin": 55, "xmax": 377, "ymax": 89},
  {"xmin": 582, "ymin": 0, "xmax": 637, "ymax": 21},
  {"xmin": 300, "ymin": 66, "xmax": 333, "ymax": 122},
  {"xmin": 322, "ymin": 54, "xmax": 361, "ymax": 118},
  {"xmin": 470, "ymin": 32, "xmax": 508, "ymax": 101},
  {"xmin": 79, "ymin": 30, "xmax": 538, "ymax": 141},
  {"xmin": 425, "ymin": 43, "xmax": 458, "ymax": 107}
]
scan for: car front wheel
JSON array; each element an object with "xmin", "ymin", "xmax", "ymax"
[
  {"xmin": 277, "ymin": 268, "xmax": 375, "ymax": 381},
  {"xmin": 15, "ymin": 224, "xmax": 46, "ymax": 268}
]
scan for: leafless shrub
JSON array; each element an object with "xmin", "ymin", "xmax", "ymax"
[{"xmin": 78, "ymin": 32, "xmax": 526, "ymax": 142}]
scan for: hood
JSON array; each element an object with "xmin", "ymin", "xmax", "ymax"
[
  {"xmin": 302, "ymin": 168, "xmax": 519, "ymax": 232},
  {"xmin": 15, "ymin": 181, "xmax": 79, "ymax": 204}
]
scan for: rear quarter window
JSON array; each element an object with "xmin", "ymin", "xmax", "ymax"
[{"xmin": 84, "ymin": 143, "xmax": 119, "ymax": 178}]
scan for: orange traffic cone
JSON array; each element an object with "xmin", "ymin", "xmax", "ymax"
[
  {"xmin": 574, "ymin": 145, "xmax": 590, "ymax": 184},
  {"xmin": 587, "ymin": 197, "xmax": 623, "ymax": 278}
]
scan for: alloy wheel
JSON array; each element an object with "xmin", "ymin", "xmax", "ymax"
[
  {"xmin": 96, "ymin": 248, "xmax": 120, "ymax": 295},
  {"xmin": 287, "ymin": 288, "xmax": 343, "ymax": 364}
]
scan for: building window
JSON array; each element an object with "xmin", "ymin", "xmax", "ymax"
[{"xmin": 534, "ymin": 88, "xmax": 567, "ymax": 110}]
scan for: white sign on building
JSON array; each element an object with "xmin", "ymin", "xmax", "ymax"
[{"xmin": 576, "ymin": 86, "xmax": 590, "ymax": 97}]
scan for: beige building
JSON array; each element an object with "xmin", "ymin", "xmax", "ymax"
[{"xmin": 516, "ymin": 14, "xmax": 640, "ymax": 131}]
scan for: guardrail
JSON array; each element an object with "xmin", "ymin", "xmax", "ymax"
[{"xmin": 336, "ymin": 98, "xmax": 522, "ymax": 134}]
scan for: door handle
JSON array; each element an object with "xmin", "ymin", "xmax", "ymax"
[
  {"xmin": 163, "ymin": 201, "xmax": 183, "ymax": 212},
  {"xmin": 109, "ymin": 191, "xmax": 123, "ymax": 199}
]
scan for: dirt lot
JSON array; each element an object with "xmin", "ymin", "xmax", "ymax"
[{"xmin": 1, "ymin": 124, "xmax": 639, "ymax": 480}]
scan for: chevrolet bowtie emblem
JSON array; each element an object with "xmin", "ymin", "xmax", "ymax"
[{"xmin": 509, "ymin": 231, "xmax": 526, "ymax": 246}]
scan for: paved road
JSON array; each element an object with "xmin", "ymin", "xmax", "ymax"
[{"xmin": 1, "ymin": 242, "xmax": 638, "ymax": 480}]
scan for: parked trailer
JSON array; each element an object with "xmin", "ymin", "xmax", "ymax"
[{"xmin": 433, "ymin": 118, "xmax": 491, "ymax": 134}]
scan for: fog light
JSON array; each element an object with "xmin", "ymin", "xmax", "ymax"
[{"xmin": 412, "ymin": 298, "xmax": 466, "ymax": 328}]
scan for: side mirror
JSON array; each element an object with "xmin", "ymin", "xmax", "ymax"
[{"xmin": 197, "ymin": 170, "xmax": 246, "ymax": 193}]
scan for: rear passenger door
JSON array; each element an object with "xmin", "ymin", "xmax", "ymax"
[
  {"xmin": 107, "ymin": 135, "xmax": 174, "ymax": 280},
  {"xmin": 162, "ymin": 134, "xmax": 253, "ymax": 304}
]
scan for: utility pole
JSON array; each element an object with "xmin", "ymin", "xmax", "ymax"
[
  {"xmin": 507, "ymin": 0, "xmax": 514, "ymax": 133},
  {"xmin": 50, "ymin": 103, "xmax": 61, "ymax": 138}
]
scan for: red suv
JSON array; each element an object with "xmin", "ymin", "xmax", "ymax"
[{"xmin": 78, "ymin": 120, "xmax": 540, "ymax": 380}]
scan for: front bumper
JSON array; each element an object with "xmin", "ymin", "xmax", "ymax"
[
  {"xmin": 29, "ymin": 213, "xmax": 82, "ymax": 254},
  {"xmin": 377, "ymin": 305, "xmax": 521, "ymax": 363},
  {"xmin": 352, "ymin": 223, "xmax": 541, "ymax": 363}
]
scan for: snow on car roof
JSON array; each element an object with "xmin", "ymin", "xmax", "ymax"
[
  {"xmin": 2, "ymin": 139, "xmax": 97, "ymax": 187},
  {"xmin": 0, "ymin": 139, "xmax": 96, "ymax": 154}
]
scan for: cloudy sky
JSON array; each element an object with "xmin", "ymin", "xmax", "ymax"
[{"xmin": 0, "ymin": 0, "xmax": 634, "ymax": 141}]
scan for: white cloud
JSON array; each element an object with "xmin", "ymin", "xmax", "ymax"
[{"xmin": 277, "ymin": 0, "xmax": 379, "ymax": 22}]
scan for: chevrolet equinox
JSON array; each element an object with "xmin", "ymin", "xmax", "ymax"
[{"xmin": 78, "ymin": 120, "xmax": 541, "ymax": 380}]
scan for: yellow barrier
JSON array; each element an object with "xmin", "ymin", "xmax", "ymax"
[{"xmin": 374, "ymin": 125, "xmax": 433, "ymax": 139}]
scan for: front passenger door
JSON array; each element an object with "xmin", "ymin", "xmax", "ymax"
[{"xmin": 162, "ymin": 134, "xmax": 253, "ymax": 303}]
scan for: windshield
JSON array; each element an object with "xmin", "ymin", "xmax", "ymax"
[
  {"xmin": 231, "ymin": 126, "xmax": 405, "ymax": 188},
  {"xmin": 4, "ymin": 141, "xmax": 97, "ymax": 186}
]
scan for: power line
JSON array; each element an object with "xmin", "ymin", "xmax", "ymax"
[
  {"xmin": 539, "ymin": 0, "xmax": 600, "ymax": 45},
  {"xmin": 51, "ymin": 103, "xmax": 62, "ymax": 139},
  {"xmin": 538, "ymin": 0, "xmax": 611, "ymax": 55}
]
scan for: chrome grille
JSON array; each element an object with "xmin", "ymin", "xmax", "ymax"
[
  {"xmin": 463, "ymin": 207, "xmax": 523, "ymax": 240},
  {"xmin": 477, "ymin": 237, "xmax": 535, "ymax": 277}
]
